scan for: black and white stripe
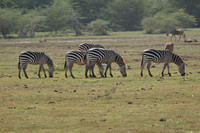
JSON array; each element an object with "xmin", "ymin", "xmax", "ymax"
[
  {"xmin": 64, "ymin": 50, "xmax": 104, "ymax": 78},
  {"xmin": 85, "ymin": 48, "xmax": 127, "ymax": 78},
  {"xmin": 18, "ymin": 51, "xmax": 54, "ymax": 79},
  {"xmin": 140, "ymin": 49, "xmax": 185, "ymax": 77},
  {"xmin": 79, "ymin": 43, "xmax": 104, "ymax": 52}
]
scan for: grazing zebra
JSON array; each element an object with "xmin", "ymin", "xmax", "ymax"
[
  {"xmin": 140, "ymin": 49, "xmax": 185, "ymax": 77},
  {"xmin": 85, "ymin": 48, "xmax": 127, "ymax": 78},
  {"xmin": 79, "ymin": 43, "xmax": 104, "ymax": 52},
  {"xmin": 64, "ymin": 50, "xmax": 104, "ymax": 78},
  {"xmin": 164, "ymin": 42, "xmax": 174, "ymax": 52},
  {"xmin": 18, "ymin": 51, "xmax": 55, "ymax": 79},
  {"xmin": 167, "ymin": 29, "xmax": 186, "ymax": 41}
]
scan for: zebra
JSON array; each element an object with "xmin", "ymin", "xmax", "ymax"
[
  {"xmin": 78, "ymin": 43, "xmax": 104, "ymax": 52},
  {"xmin": 164, "ymin": 42, "xmax": 174, "ymax": 52},
  {"xmin": 85, "ymin": 48, "xmax": 127, "ymax": 78},
  {"xmin": 167, "ymin": 29, "xmax": 186, "ymax": 41},
  {"xmin": 64, "ymin": 50, "xmax": 104, "ymax": 78},
  {"xmin": 18, "ymin": 51, "xmax": 55, "ymax": 79},
  {"xmin": 140, "ymin": 49, "xmax": 185, "ymax": 77}
]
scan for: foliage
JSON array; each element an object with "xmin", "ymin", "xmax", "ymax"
[
  {"xmin": 45, "ymin": 0, "xmax": 76, "ymax": 36},
  {"xmin": 142, "ymin": 10, "xmax": 197, "ymax": 34},
  {"xmin": 88, "ymin": 19, "xmax": 109, "ymax": 35},
  {"xmin": 0, "ymin": 8, "xmax": 21, "ymax": 38},
  {"xmin": 105, "ymin": 0, "xmax": 147, "ymax": 31},
  {"xmin": 17, "ymin": 11, "xmax": 45, "ymax": 37},
  {"xmin": 0, "ymin": 0, "xmax": 53, "ymax": 9}
]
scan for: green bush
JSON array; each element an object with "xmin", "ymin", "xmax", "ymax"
[
  {"xmin": 142, "ymin": 9, "xmax": 197, "ymax": 34},
  {"xmin": 88, "ymin": 19, "xmax": 109, "ymax": 35}
]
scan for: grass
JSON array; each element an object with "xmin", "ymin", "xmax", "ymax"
[{"xmin": 0, "ymin": 29, "xmax": 200, "ymax": 132}]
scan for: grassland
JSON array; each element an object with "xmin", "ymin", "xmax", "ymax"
[{"xmin": 0, "ymin": 29, "xmax": 200, "ymax": 132}]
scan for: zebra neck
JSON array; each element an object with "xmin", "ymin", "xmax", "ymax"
[
  {"xmin": 172, "ymin": 54, "xmax": 183, "ymax": 66},
  {"xmin": 47, "ymin": 57, "xmax": 53, "ymax": 68}
]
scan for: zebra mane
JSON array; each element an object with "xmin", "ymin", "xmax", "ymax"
[
  {"xmin": 46, "ymin": 55, "xmax": 54, "ymax": 67},
  {"xmin": 172, "ymin": 53, "xmax": 184, "ymax": 66},
  {"xmin": 116, "ymin": 54, "xmax": 125, "ymax": 65}
]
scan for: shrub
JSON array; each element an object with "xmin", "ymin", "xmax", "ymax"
[
  {"xmin": 88, "ymin": 19, "xmax": 109, "ymax": 35},
  {"xmin": 142, "ymin": 9, "xmax": 197, "ymax": 34}
]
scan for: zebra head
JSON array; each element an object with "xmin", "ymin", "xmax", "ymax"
[
  {"xmin": 116, "ymin": 55, "xmax": 127, "ymax": 77},
  {"xmin": 178, "ymin": 63, "xmax": 185, "ymax": 76},
  {"xmin": 48, "ymin": 65, "xmax": 55, "ymax": 78},
  {"xmin": 47, "ymin": 57, "xmax": 55, "ymax": 78}
]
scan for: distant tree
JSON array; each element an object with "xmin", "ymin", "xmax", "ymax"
[
  {"xmin": 69, "ymin": 0, "xmax": 110, "ymax": 24},
  {"xmin": 45, "ymin": 0, "xmax": 76, "ymax": 36},
  {"xmin": 168, "ymin": 0, "xmax": 200, "ymax": 26},
  {"xmin": 0, "ymin": 0, "xmax": 53, "ymax": 9},
  {"xmin": 105, "ymin": 0, "xmax": 147, "ymax": 31},
  {"xmin": 0, "ymin": 8, "xmax": 21, "ymax": 38},
  {"xmin": 17, "ymin": 11, "xmax": 45, "ymax": 37}
]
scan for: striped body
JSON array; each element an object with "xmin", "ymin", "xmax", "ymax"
[
  {"xmin": 18, "ymin": 51, "xmax": 54, "ymax": 78},
  {"xmin": 85, "ymin": 48, "xmax": 127, "ymax": 78},
  {"xmin": 141, "ymin": 49, "xmax": 185, "ymax": 77},
  {"xmin": 79, "ymin": 43, "xmax": 104, "ymax": 52},
  {"xmin": 64, "ymin": 50, "xmax": 103, "ymax": 78}
]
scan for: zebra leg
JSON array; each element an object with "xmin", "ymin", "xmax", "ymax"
[
  {"xmin": 147, "ymin": 61, "xmax": 153, "ymax": 77},
  {"xmin": 97, "ymin": 63, "xmax": 104, "ymax": 77},
  {"xmin": 167, "ymin": 64, "xmax": 171, "ymax": 76},
  {"xmin": 38, "ymin": 64, "xmax": 43, "ymax": 78},
  {"xmin": 91, "ymin": 63, "xmax": 96, "ymax": 78},
  {"xmin": 18, "ymin": 61, "xmax": 21, "ymax": 79},
  {"xmin": 85, "ymin": 62, "xmax": 90, "ymax": 78},
  {"xmin": 161, "ymin": 63, "xmax": 167, "ymax": 77},
  {"xmin": 140, "ymin": 57, "xmax": 146, "ymax": 77},
  {"xmin": 104, "ymin": 63, "xmax": 111, "ymax": 78},
  {"xmin": 69, "ymin": 62, "xmax": 75, "ymax": 79},
  {"xmin": 22, "ymin": 65, "xmax": 28, "ymax": 78},
  {"xmin": 42, "ymin": 66, "xmax": 47, "ymax": 78},
  {"xmin": 64, "ymin": 60, "xmax": 68, "ymax": 78},
  {"xmin": 109, "ymin": 65, "xmax": 113, "ymax": 77}
]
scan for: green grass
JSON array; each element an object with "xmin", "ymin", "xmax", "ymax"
[{"xmin": 0, "ymin": 29, "xmax": 200, "ymax": 132}]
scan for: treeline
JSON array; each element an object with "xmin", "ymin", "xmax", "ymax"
[{"xmin": 0, "ymin": 0, "xmax": 199, "ymax": 38}]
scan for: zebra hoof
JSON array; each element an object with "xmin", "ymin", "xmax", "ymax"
[{"xmin": 168, "ymin": 73, "xmax": 171, "ymax": 76}]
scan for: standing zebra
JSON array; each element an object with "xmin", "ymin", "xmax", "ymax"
[
  {"xmin": 167, "ymin": 29, "xmax": 186, "ymax": 41},
  {"xmin": 18, "ymin": 51, "xmax": 55, "ymax": 79},
  {"xmin": 85, "ymin": 48, "xmax": 127, "ymax": 78},
  {"xmin": 64, "ymin": 50, "xmax": 104, "ymax": 78},
  {"xmin": 140, "ymin": 49, "xmax": 185, "ymax": 77},
  {"xmin": 79, "ymin": 43, "xmax": 104, "ymax": 52}
]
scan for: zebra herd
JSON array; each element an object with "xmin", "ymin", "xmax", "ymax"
[{"xmin": 18, "ymin": 42, "xmax": 185, "ymax": 79}]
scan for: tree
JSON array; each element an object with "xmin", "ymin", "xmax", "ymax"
[
  {"xmin": 168, "ymin": 0, "xmax": 200, "ymax": 26},
  {"xmin": 45, "ymin": 0, "xmax": 75, "ymax": 36},
  {"xmin": 0, "ymin": 8, "xmax": 21, "ymax": 38},
  {"xmin": 105, "ymin": 0, "xmax": 147, "ymax": 31},
  {"xmin": 69, "ymin": 0, "xmax": 110, "ymax": 24},
  {"xmin": 17, "ymin": 11, "xmax": 45, "ymax": 37}
]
